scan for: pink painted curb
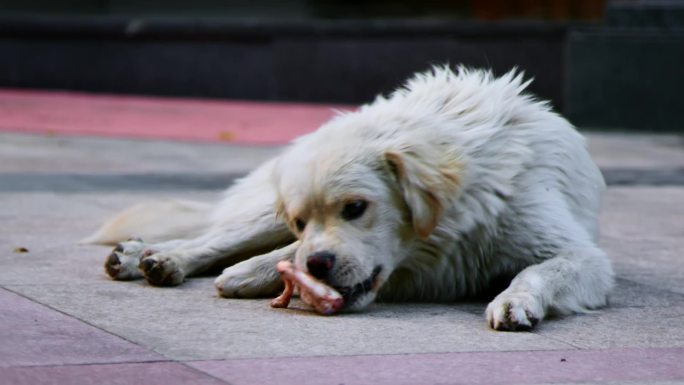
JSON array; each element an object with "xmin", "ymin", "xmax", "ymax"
[
  {"xmin": 0, "ymin": 89, "xmax": 352, "ymax": 145},
  {"xmin": 188, "ymin": 347, "xmax": 684, "ymax": 385},
  {"xmin": 0, "ymin": 362, "xmax": 226, "ymax": 385}
]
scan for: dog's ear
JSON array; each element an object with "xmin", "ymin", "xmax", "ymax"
[{"xmin": 385, "ymin": 147, "xmax": 462, "ymax": 239}]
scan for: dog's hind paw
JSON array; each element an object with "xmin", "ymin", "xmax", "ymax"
[
  {"xmin": 104, "ymin": 238, "xmax": 147, "ymax": 280},
  {"xmin": 139, "ymin": 253, "xmax": 185, "ymax": 286},
  {"xmin": 486, "ymin": 291, "xmax": 543, "ymax": 331}
]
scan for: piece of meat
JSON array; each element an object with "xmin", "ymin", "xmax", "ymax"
[{"xmin": 270, "ymin": 260, "xmax": 344, "ymax": 315}]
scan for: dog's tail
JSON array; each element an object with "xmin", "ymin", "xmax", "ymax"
[{"xmin": 80, "ymin": 199, "xmax": 213, "ymax": 246}]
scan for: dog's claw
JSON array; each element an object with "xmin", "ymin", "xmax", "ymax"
[{"xmin": 486, "ymin": 292, "xmax": 544, "ymax": 332}]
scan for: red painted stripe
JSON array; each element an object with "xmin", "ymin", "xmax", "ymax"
[
  {"xmin": 0, "ymin": 89, "xmax": 352, "ymax": 145},
  {"xmin": 189, "ymin": 347, "xmax": 684, "ymax": 385}
]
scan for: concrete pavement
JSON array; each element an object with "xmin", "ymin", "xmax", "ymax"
[{"xmin": 1, "ymin": 127, "xmax": 684, "ymax": 385}]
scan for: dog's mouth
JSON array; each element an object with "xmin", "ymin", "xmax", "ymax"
[{"xmin": 333, "ymin": 266, "xmax": 382, "ymax": 308}]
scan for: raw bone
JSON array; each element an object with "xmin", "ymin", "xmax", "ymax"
[{"xmin": 270, "ymin": 260, "xmax": 344, "ymax": 315}]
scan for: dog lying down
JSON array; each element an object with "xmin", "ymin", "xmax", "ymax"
[{"xmin": 86, "ymin": 66, "xmax": 614, "ymax": 330}]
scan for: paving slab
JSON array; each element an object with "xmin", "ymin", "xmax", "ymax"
[
  {"xmin": 609, "ymin": 278, "xmax": 684, "ymax": 308},
  {"xmin": 599, "ymin": 187, "xmax": 684, "ymax": 295},
  {"xmin": 536, "ymin": 305, "xmax": 684, "ymax": 349},
  {"xmin": 0, "ymin": 133, "xmax": 281, "ymax": 175},
  {"xmin": 1, "ymin": 131, "xmax": 684, "ymax": 385},
  {"xmin": 0, "ymin": 191, "xmax": 221, "ymax": 285},
  {"xmin": 187, "ymin": 347, "xmax": 684, "ymax": 385},
  {"xmin": 2, "ymin": 186, "xmax": 683, "ymax": 363},
  {"xmin": 587, "ymin": 132, "xmax": 684, "ymax": 170},
  {"xmin": 6, "ymin": 282, "xmax": 569, "ymax": 361},
  {"xmin": 0, "ymin": 288, "xmax": 162, "ymax": 367}
]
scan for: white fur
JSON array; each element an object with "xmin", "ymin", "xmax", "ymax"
[{"xmin": 90, "ymin": 66, "xmax": 614, "ymax": 330}]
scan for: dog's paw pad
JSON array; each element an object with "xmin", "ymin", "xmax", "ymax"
[
  {"xmin": 486, "ymin": 292, "xmax": 543, "ymax": 331},
  {"xmin": 139, "ymin": 254, "xmax": 184, "ymax": 286}
]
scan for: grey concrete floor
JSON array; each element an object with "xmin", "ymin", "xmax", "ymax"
[{"xmin": 1, "ymin": 132, "xmax": 684, "ymax": 384}]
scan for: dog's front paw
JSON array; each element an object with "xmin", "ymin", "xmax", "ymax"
[
  {"xmin": 104, "ymin": 238, "xmax": 148, "ymax": 280},
  {"xmin": 486, "ymin": 291, "xmax": 544, "ymax": 331},
  {"xmin": 139, "ymin": 253, "xmax": 185, "ymax": 286},
  {"xmin": 215, "ymin": 263, "xmax": 281, "ymax": 298}
]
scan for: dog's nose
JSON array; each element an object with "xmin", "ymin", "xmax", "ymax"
[{"xmin": 306, "ymin": 251, "xmax": 336, "ymax": 280}]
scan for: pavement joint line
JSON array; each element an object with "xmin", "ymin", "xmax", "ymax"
[
  {"xmin": 524, "ymin": 332, "xmax": 585, "ymax": 350},
  {"xmin": 176, "ymin": 361, "xmax": 236, "ymax": 385},
  {"xmin": 0, "ymin": 285, "xmax": 169, "ymax": 362},
  {"xmin": 176, "ymin": 346, "xmax": 595, "ymax": 364},
  {"xmin": 5, "ymin": 359, "xmax": 175, "ymax": 369},
  {"xmin": 8, "ymin": 347, "xmax": 683, "ymax": 367},
  {"xmin": 602, "ymin": 167, "xmax": 684, "ymax": 186},
  {"xmin": 1, "ymin": 168, "xmax": 684, "ymax": 193},
  {"xmin": 179, "ymin": 345, "xmax": 684, "ymax": 360}
]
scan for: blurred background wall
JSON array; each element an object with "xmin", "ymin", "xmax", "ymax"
[{"xmin": 0, "ymin": 0, "xmax": 681, "ymax": 130}]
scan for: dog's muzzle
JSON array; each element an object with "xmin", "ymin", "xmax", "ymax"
[{"xmin": 334, "ymin": 266, "xmax": 382, "ymax": 307}]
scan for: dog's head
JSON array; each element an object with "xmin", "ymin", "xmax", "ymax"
[{"xmin": 273, "ymin": 117, "xmax": 462, "ymax": 310}]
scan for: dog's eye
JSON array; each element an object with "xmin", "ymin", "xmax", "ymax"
[
  {"xmin": 341, "ymin": 200, "xmax": 368, "ymax": 221},
  {"xmin": 294, "ymin": 218, "xmax": 306, "ymax": 232}
]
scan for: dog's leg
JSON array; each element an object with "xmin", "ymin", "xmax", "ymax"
[
  {"xmin": 135, "ymin": 216, "xmax": 292, "ymax": 286},
  {"xmin": 485, "ymin": 206, "xmax": 614, "ymax": 331},
  {"xmin": 103, "ymin": 159, "xmax": 294, "ymax": 286},
  {"xmin": 486, "ymin": 245, "xmax": 613, "ymax": 331},
  {"xmin": 214, "ymin": 241, "xmax": 299, "ymax": 298}
]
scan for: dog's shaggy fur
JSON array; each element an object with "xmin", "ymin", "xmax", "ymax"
[{"xmin": 89, "ymin": 66, "xmax": 614, "ymax": 330}]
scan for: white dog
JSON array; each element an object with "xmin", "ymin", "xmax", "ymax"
[{"xmin": 87, "ymin": 66, "xmax": 614, "ymax": 331}]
